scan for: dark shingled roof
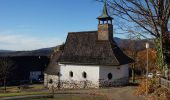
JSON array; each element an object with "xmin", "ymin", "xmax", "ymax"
[
  {"xmin": 58, "ymin": 31, "xmax": 133, "ymax": 66},
  {"xmin": 44, "ymin": 51, "xmax": 61, "ymax": 75}
]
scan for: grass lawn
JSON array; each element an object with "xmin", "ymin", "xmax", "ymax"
[
  {"xmin": 0, "ymin": 84, "xmax": 45, "ymax": 92},
  {"xmin": 0, "ymin": 86, "xmax": 19, "ymax": 93},
  {"xmin": 0, "ymin": 92, "xmax": 106, "ymax": 100},
  {"xmin": 0, "ymin": 92, "xmax": 50, "ymax": 98},
  {"xmin": 0, "ymin": 84, "xmax": 107, "ymax": 100},
  {"xmin": 0, "ymin": 84, "xmax": 142, "ymax": 100},
  {"xmin": 31, "ymin": 94, "xmax": 107, "ymax": 100},
  {"xmin": 0, "ymin": 84, "xmax": 49, "ymax": 98}
]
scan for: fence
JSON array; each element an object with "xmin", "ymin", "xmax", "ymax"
[{"xmin": 160, "ymin": 77, "xmax": 170, "ymax": 89}]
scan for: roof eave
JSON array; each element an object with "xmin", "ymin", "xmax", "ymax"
[
  {"xmin": 58, "ymin": 61, "xmax": 124, "ymax": 66},
  {"xmin": 97, "ymin": 16, "xmax": 113, "ymax": 20}
]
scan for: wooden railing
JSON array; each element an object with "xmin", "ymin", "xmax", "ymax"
[{"xmin": 160, "ymin": 77, "xmax": 170, "ymax": 89}]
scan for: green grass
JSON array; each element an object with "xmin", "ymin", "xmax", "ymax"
[
  {"xmin": 0, "ymin": 86, "xmax": 19, "ymax": 93},
  {"xmin": 0, "ymin": 84, "xmax": 46, "ymax": 93},
  {"xmin": 0, "ymin": 84, "xmax": 49, "ymax": 98},
  {"xmin": 30, "ymin": 84, "xmax": 45, "ymax": 89},
  {"xmin": 0, "ymin": 92, "xmax": 50, "ymax": 98},
  {"xmin": 0, "ymin": 84, "xmax": 107, "ymax": 100},
  {"xmin": 0, "ymin": 92, "xmax": 107, "ymax": 100},
  {"xmin": 30, "ymin": 93, "xmax": 107, "ymax": 100}
]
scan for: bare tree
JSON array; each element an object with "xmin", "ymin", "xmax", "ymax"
[
  {"xmin": 123, "ymin": 33, "xmax": 141, "ymax": 83},
  {"xmin": 0, "ymin": 57, "xmax": 14, "ymax": 93},
  {"xmin": 96, "ymin": 0, "xmax": 170, "ymax": 69}
]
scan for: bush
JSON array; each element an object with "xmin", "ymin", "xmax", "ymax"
[{"xmin": 135, "ymin": 78, "xmax": 160, "ymax": 96}]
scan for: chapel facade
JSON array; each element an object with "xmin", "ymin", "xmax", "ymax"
[{"xmin": 44, "ymin": 0, "xmax": 133, "ymax": 89}]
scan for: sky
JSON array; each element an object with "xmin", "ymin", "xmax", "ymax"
[{"xmin": 0, "ymin": 0, "xmax": 125, "ymax": 51}]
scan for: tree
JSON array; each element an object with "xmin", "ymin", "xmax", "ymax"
[
  {"xmin": 0, "ymin": 57, "xmax": 14, "ymax": 93},
  {"xmin": 124, "ymin": 40, "xmax": 157, "ymax": 77},
  {"xmin": 137, "ymin": 48, "xmax": 157, "ymax": 73},
  {"xmin": 97, "ymin": 0, "xmax": 170, "ymax": 70},
  {"xmin": 123, "ymin": 34, "xmax": 141, "ymax": 83}
]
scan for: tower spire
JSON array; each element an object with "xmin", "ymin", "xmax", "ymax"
[
  {"xmin": 97, "ymin": 0, "xmax": 113, "ymax": 22},
  {"xmin": 97, "ymin": 0, "xmax": 113, "ymax": 41}
]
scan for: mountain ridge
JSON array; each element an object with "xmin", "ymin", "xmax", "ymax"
[{"xmin": 0, "ymin": 37, "xmax": 154, "ymax": 57}]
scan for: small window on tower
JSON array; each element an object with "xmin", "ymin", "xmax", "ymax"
[
  {"xmin": 69, "ymin": 71, "xmax": 73, "ymax": 77},
  {"xmin": 108, "ymin": 73, "xmax": 112, "ymax": 80},
  {"xmin": 82, "ymin": 72, "xmax": 87, "ymax": 78}
]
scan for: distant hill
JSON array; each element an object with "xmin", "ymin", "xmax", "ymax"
[
  {"xmin": 115, "ymin": 37, "xmax": 155, "ymax": 50},
  {"xmin": 0, "ymin": 37, "xmax": 154, "ymax": 57},
  {"xmin": 0, "ymin": 50, "xmax": 14, "ymax": 52},
  {"xmin": 0, "ymin": 47, "xmax": 54, "ymax": 57}
]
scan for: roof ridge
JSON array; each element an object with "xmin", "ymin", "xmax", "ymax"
[
  {"xmin": 68, "ymin": 31, "xmax": 97, "ymax": 34},
  {"xmin": 108, "ymin": 41, "xmax": 120, "ymax": 65}
]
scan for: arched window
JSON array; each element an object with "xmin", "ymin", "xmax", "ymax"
[
  {"xmin": 82, "ymin": 72, "xmax": 87, "ymax": 78},
  {"xmin": 108, "ymin": 73, "xmax": 112, "ymax": 80},
  {"xmin": 69, "ymin": 71, "xmax": 73, "ymax": 77}
]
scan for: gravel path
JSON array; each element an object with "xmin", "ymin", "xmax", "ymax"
[{"xmin": 103, "ymin": 86, "xmax": 144, "ymax": 100}]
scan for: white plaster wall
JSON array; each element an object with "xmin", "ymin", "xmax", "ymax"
[
  {"xmin": 99, "ymin": 64, "xmax": 129, "ymax": 81},
  {"xmin": 44, "ymin": 64, "xmax": 129, "ymax": 88},
  {"xmin": 59, "ymin": 64, "xmax": 100, "ymax": 87},
  {"xmin": 121, "ymin": 64, "xmax": 129, "ymax": 78}
]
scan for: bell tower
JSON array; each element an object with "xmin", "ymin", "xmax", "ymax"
[{"xmin": 97, "ymin": 0, "xmax": 113, "ymax": 41}]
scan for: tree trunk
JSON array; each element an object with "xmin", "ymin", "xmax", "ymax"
[
  {"xmin": 4, "ymin": 78, "xmax": 6, "ymax": 93},
  {"xmin": 132, "ymin": 64, "xmax": 135, "ymax": 83},
  {"xmin": 160, "ymin": 24, "xmax": 168, "ymax": 76},
  {"xmin": 131, "ymin": 49, "xmax": 136, "ymax": 83},
  {"xmin": 132, "ymin": 69, "xmax": 135, "ymax": 83}
]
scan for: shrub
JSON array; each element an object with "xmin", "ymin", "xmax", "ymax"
[{"xmin": 135, "ymin": 78, "xmax": 159, "ymax": 96}]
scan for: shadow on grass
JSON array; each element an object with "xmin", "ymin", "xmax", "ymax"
[
  {"xmin": 128, "ymin": 82, "xmax": 139, "ymax": 86},
  {"xmin": 53, "ymin": 93, "xmax": 107, "ymax": 100}
]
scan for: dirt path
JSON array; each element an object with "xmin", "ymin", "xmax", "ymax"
[
  {"xmin": 104, "ymin": 86, "xmax": 144, "ymax": 100},
  {"xmin": 55, "ymin": 86, "xmax": 144, "ymax": 100}
]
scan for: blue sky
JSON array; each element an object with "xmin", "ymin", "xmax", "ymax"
[{"xmin": 0, "ymin": 0, "xmax": 124, "ymax": 50}]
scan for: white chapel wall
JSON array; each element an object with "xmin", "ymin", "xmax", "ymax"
[
  {"xmin": 59, "ymin": 64, "xmax": 100, "ymax": 88},
  {"xmin": 45, "ymin": 64, "xmax": 129, "ymax": 89},
  {"xmin": 99, "ymin": 64, "xmax": 129, "ymax": 86}
]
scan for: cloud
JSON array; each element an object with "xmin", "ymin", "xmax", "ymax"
[{"xmin": 0, "ymin": 34, "xmax": 63, "ymax": 50}]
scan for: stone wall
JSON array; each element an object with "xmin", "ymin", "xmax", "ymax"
[
  {"xmin": 98, "ymin": 24, "xmax": 113, "ymax": 40},
  {"xmin": 45, "ymin": 75, "xmax": 128, "ymax": 89},
  {"xmin": 44, "ymin": 73, "xmax": 99, "ymax": 89},
  {"xmin": 44, "ymin": 64, "xmax": 129, "ymax": 89},
  {"xmin": 99, "ymin": 77, "xmax": 129, "ymax": 87},
  {"xmin": 44, "ymin": 73, "xmax": 59, "ymax": 89}
]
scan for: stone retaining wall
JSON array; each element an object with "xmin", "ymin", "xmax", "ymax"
[{"xmin": 45, "ymin": 76, "xmax": 129, "ymax": 89}]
